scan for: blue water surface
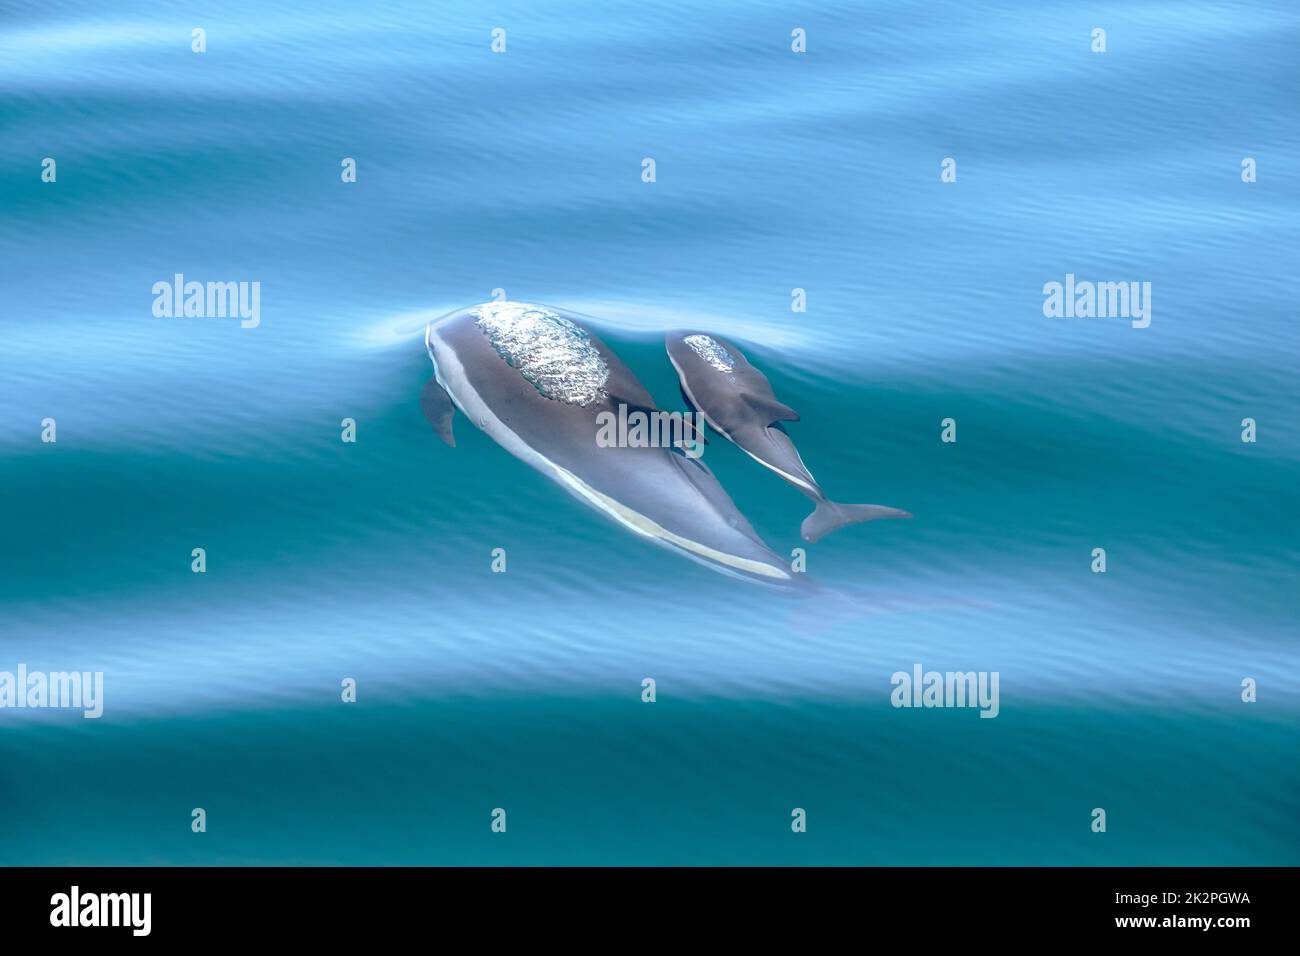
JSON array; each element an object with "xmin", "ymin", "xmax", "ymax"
[{"xmin": 1, "ymin": 0, "xmax": 1297, "ymax": 864}]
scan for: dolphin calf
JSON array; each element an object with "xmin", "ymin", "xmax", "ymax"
[
  {"xmin": 422, "ymin": 302, "xmax": 798, "ymax": 586},
  {"xmin": 665, "ymin": 331, "xmax": 911, "ymax": 543}
]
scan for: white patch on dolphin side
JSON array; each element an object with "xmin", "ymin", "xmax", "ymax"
[
  {"xmin": 471, "ymin": 301, "xmax": 609, "ymax": 406},
  {"xmin": 683, "ymin": 333, "xmax": 735, "ymax": 372},
  {"xmin": 427, "ymin": 322, "xmax": 789, "ymax": 584}
]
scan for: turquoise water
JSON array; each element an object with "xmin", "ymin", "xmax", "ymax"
[{"xmin": 2, "ymin": 0, "xmax": 1298, "ymax": 864}]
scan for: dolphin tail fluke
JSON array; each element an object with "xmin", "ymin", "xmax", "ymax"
[{"xmin": 800, "ymin": 500, "xmax": 911, "ymax": 543}]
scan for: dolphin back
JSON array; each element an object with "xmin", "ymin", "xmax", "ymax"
[
  {"xmin": 427, "ymin": 304, "xmax": 799, "ymax": 586},
  {"xmin": 666, "ymin": 331, "xmax": 797, "ymax": 431}
]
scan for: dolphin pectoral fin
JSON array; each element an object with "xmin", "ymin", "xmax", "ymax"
[
  {"xmin": 800, "ymin": 500, "xmax": 911, "ymax": 543},
  {"xmin": 744, "ymin": 393, "xmax": 800, "ymax": 425},
  {"xmin": 683, "ymin": 414, "xmax": 709, "ymax": 446},
  {"xmin": 420, "ymin": 376, "xmax": 457, "ymax": 447},
  {"xmin": 678, "ymin": 383, "xmax": 696, "ymax": 413},
  {"xmin": 674, "ymin": 388, "xmax": 710, "ymax": 445}
]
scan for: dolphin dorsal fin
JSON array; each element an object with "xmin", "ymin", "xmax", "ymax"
[
  {"xmin": 743, "ymin": 393, "xmax": 799, "ymax": 425},
  {"xmin": 613, "ymin": 398, "xmax": 709, "ymax": 446}
]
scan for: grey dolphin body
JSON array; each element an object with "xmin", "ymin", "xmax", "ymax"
[
  {"xmin": 421, "ymin": 302, "xmax": 798, "ymax": 586},
  {"xmin": 665, "ymin": 331, "xmax": 911, "ymax": 543}
]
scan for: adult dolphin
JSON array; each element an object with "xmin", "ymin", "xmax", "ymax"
[
  {"xmin": 421, "ymin": 302, "xmax": 799, "ymax": 587},
  {"xmin": 665, "ymin": 331, "xmax": 911, "ymax": 543}
]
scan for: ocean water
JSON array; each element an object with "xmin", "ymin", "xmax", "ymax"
[{"xmin": 1, "ymin": 0, "xmax": 1298, "ymax": 865}]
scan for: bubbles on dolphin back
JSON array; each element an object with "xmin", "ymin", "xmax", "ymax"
[
  {"xmin": 472, "ymin": 301, "xmax": 610, "ymax": 406},
  {"xmin": 684, "ymin": 334, "xmax": 736, "ymax": 372}
]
